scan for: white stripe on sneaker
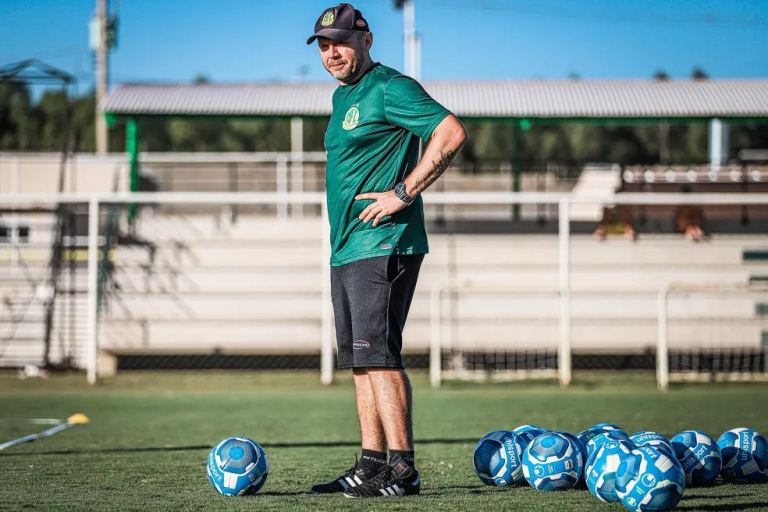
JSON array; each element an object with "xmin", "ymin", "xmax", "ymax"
[
  {"xmin": 345, "ymin": 477, "xmax": 356, "ymax": 487},
  {"xmin": 380, "ymin": 489, "xmax": 389, "ymax": 496},
  {"xmin": 353, "ymin": 475, "xmax": 362, "ymax": 485},
  {"xmin": 393, "ymin": 484, "xmax": 403, "ymax": 496}
]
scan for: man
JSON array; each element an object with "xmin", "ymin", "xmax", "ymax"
[{"xmin": 307, "ymin": 3, "xmax": 467, "ymax": 499}]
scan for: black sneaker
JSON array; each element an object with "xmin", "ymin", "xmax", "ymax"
[
  {"xmin": 343, "ymin": 454, "xmax": 421, "ymax": 498},
  {"xmin": 310, "ymin": 455, "xmax": 374, "ymax": 494}
]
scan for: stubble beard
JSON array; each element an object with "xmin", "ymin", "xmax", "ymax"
[{"xmin": 329, "ymin": 60, "xmax": 356, "ymax": 82}]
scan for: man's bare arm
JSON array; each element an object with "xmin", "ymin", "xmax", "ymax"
[
  {"xmin": 404, "ymin": 114, "xmax": 468, "ymax": 197},
  {"xmin": 356, "ymin": 114, "xmax": 468, "ymax": 226}
]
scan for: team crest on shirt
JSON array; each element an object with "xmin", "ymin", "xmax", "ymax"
[
  {"xmin": 342, "ymin": 104, "xmax": 360, "ymax": 130},
  {"xmin": 321, "ymin": 10, "xmax": 335, "ymax": 26}
]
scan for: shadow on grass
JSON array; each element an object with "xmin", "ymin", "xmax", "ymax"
[
  {"xmin": 677, "ymin": 504, "xmax": 768, "ymax": 511},
  {"xmin": 255, "ymin": 491, "xmax": 312, "ymax": 498},
  {"xmin": 682, "ymin": 493, "xmax": 745, "ymax": 501},
  {"xmin": 0, "ymin": 437, "xmax": 478, "ymax": 457}
]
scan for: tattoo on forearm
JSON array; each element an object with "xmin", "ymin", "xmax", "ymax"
[{"xmin": 411, "ymin": 149, "xmax": 456, "ymax": 195}]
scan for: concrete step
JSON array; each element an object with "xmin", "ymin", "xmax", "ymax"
[
  {"xmin": 98, "ymin": 315, "xmax": 766, "ymax": 354},
  {"xmin": 111, "ymin": 239, "xmax": 763, "ymax": 269},
  {"xmin": 108, "ymin": 266, "xmax": 768, "ymax": 296},
  {"xmin": 134, "ymin": 216, "xmax": 322, "ymax": 241},
  {"xmin": 102, "ymin": 292, "xmax": 767, "ymax": 322}
]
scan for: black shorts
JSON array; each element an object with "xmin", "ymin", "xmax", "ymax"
[{"xmin": 331, "ymin": 254, "xmax": 424, "ymax": 369}]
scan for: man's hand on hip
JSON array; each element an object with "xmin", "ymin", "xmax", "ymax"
[{"xmin": 356, "ymin": 191, "xmax": 407, "ymax": 227}]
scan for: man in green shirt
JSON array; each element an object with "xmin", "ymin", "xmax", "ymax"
[{"xmin": 307, "ymin": 3, "xmax": 468, "ymax": 499}]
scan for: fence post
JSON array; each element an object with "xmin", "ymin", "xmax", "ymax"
[
  {"xmin": 558, "ymin": 197, "xmax": 572, "ymax": 387},
  {"xmin": 320, "ymin": 202, "xmax": 334, "ymax": 385},
  {"xmin": 290, "ymin": 118, "xmax": 305, "ymax": 218},
  {"xmin": 276, "ymin": 155, "xmax": 288, "ymax": 219},
  {"xmin": 86, "ymin": 197, "xmax": 100, "ymax": 384},
  {"xmin": 429, "ymin": 284, "xmax": 443, "ymax": 389},
  {"xmin": 657, "ymin": 286, "xmax": 670, "ymax": 391}
]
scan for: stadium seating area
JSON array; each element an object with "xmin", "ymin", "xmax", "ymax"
[{"xmin": 85, "ymin": 215, "xmax": 768, "ymax": 375}]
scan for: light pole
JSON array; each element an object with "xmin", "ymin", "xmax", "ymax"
[{"xmin": 394, "ymin": 0, "xmax": 420, "ymax": 80}]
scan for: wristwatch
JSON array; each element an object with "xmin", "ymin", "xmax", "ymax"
[{"xmin": 394, "ymin": 182, "xmax": 414, "ymax": 206}]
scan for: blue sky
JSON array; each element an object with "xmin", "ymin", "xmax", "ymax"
[{"xmin": 2, "ymin": 0, "xmax": 767, "ymax": 93}]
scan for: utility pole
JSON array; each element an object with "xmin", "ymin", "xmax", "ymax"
[
  {"xmin": 395, "ymin": 0, "xmax": 420, "ymax": 80},
  {"xmin": 95, "ymin": 0, "xmax": 109, "ymax": 154}
]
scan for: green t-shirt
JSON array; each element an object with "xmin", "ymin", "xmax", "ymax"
[{"xmin": 325, "ymin": 63, "xmax": 451, "ymax": 266}]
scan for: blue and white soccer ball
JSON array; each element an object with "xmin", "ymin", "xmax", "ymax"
[
  {"xmin": 473, "ymin": 430, "xmax": 528, "ymax": 486},
  {"xmin": 615, "ymin": 446, "xmax": 686, "ymax": 512},
  {"xmin": 717, "ymin": 428, "xmax": 768, "ymax": 484},
  {"xmin": 207, "ymin": 436, "xmax": 268, "ymax": 496},
  {"xmin": 585, "ymin": 437, "xmax": 635, "ymax": 502},
  {"xmin": 556, "ymin": 431, "xmax": 587, "ymax": 467},
  {"xmin": 587, "ymin": 431, "xmax": 634, "ymax": 461},
  {"xmin": 592, "ymin": 423, "xmax": 628, "ymax": 435},
  {"xmin": 631, "ymin": 431, "xmax": 674, "ymax": 458},
  {"xmin": 512, "ymin": 424, "xmax": 549, "ymax": 444},
  {"xmin": 670, "ymin": 430, "xmax": 722, "ymax": 486},
  {"xmin": 578, "ymin": 429, "xmax": 603, "ymax": 455},
  {"xmin": 522, "ymin": 432, "xmax": 584, "ymax": 491}
]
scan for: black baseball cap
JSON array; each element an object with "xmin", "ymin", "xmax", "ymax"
[{"xmin": 306, "ymin": 3, "xmax": 370, "ymax": 45}]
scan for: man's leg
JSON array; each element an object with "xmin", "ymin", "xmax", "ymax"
[
  {"xmin": 344, "ymin": 366, "xmax": 420, "ymax": 498},
  {"xmin": 353, "ymin": 368, "xmax": 389, "ymax": 474},
  {"xmin": 354, "ymin": 368, "xmax": 387, "ymax": 452},
  {"xmin": 342, "ymin": 256, "xmax": 423, "ymax": 498},
  {"xmin": 311, "ymin": 265, "xmax": 385, "ymax": 494},
  {"xmin": 367, "ymin": 368, "xmax": 413, "ymax": 452}
]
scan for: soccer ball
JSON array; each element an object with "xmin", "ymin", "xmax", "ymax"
[
  {"xmin": 473, "ymin": 430, "xmax": 528, "ymax": 486},
  {"xmin": 512, "ymin": 424, "xmax": 549, "ymax": 444},
  {"xmin": 556, "ymin": 431, "xmax": 587, "ymax": 467},
  {"xmin": 577, "ymin": 429, "xmax": 603, "ymax": 453},
  {"xmin": 585, "ymin": 437, "xmax": 635, "ymax": 502},
  {"xmin": 615, "ymin": 446, "xmax": 685, "ymax": 512},
  {"xmin": 717, "ymin": 428, "xmax": 768, "ymax": 484},
  {"xmin": 207, "ymin": 436, "xmax": 268, "ymax": 496},
  {"xmin": 522, "ymin": 432, "xmax": 584, "ymax": 491},
  {"xmin": 587, "ymin": 431, "xmax": 634, "ymax": 461},
  {"xmin": 670, "ymin": 430, "xmax": 722, "ymax": 486},
  {"xmin": 591, "ymin": 423, "xmax": 627, "ymax": 435},
  {"xmin": 631, "ymin": 431, "xmax": 674, "ymax": 458}
]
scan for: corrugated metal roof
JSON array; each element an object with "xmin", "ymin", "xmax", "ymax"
[{"xmin": 103, "ymin": 80, "xmax": 768, "ymax": 119}]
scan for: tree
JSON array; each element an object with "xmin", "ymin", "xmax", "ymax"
[{"xmin": 691, "ymin": 67, "xmax": 709, "ymax": 81}]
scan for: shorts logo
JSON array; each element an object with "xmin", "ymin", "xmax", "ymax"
[
  {"xmin": 353, "ymin": 340, "xmax": 371, "ymax": 350},
  {"xmin": 343, "ymin": 104, "xmax": 360, "ymax": 130},
  {"xmin": 321, "ymin": 10, "xmax": 335, "ymax": 26}
]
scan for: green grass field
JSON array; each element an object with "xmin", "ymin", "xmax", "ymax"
[{"xmin": 1, "ymin": 371, "xmax": 767, "ymax": 511}]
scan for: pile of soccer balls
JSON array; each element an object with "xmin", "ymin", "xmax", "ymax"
[{"xmin": 473, "ymin": 424, "xmax": 768, "ymax": 511}]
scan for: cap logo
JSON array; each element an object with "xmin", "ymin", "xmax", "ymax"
[
  {"xmin": 342, "ymin": 104, "xmax": 360, "ymax": 130},
  {"xmin": 356, "ymin": 19, "xmax": 366, "ymax": 27},
  {"xmin": 321, "ymin": 10, "xmax": 335, "ymax": 26}
]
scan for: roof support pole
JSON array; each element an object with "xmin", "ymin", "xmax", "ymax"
[
  {"xmin": 291, "ymin": 117, "xmax": 304, "ymax": 218},
  {"xmin": 709, "ymin": 118, "xmax": 729, "ymax": 168},
  {"xmin": 126, "ymin": 117, "xmax": 140, "ymax": 227},
  {"xmin": 510, "ymin": 122, "xmax": 522, "ymax": 221}
]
